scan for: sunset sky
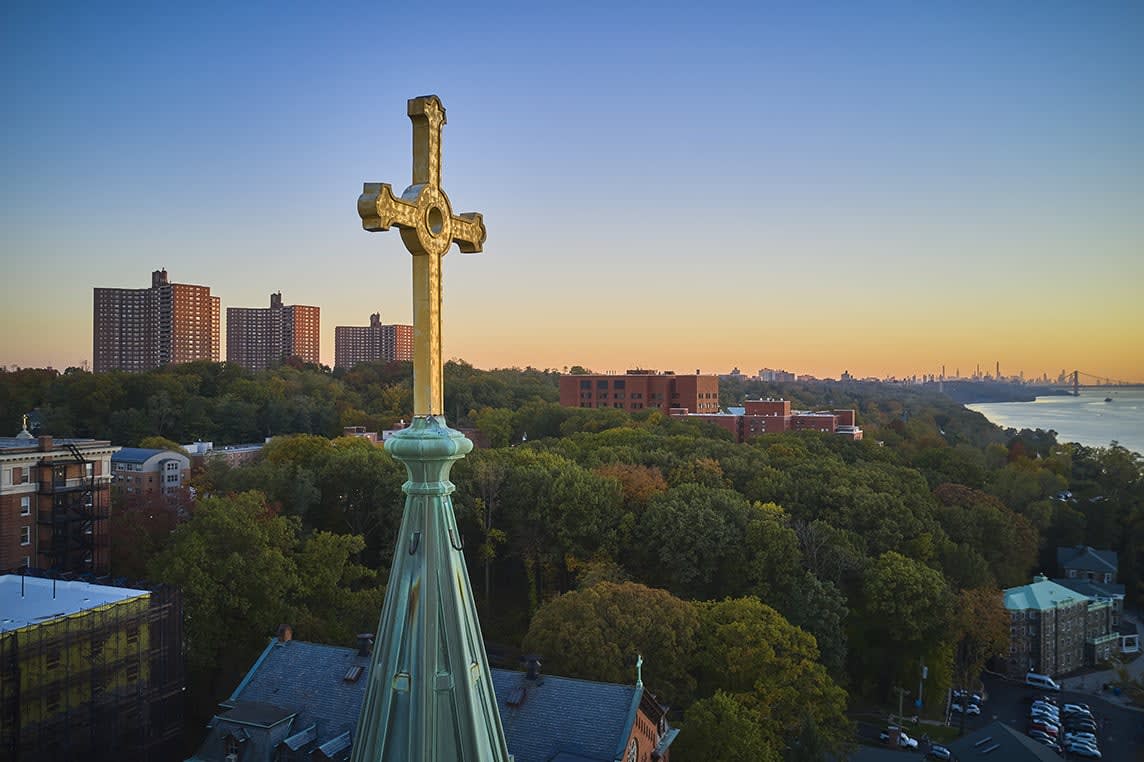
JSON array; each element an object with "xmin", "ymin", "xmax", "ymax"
[{"xmin": 3, "ymin": 1, "xmax": 1142, "ymax": 381}]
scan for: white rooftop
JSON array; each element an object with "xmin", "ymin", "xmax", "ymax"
[{"xmin": 0, "ymin": 575, "xmax": 150, "ymax": 632}]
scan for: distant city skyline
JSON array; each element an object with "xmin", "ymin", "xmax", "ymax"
[{"xmin": 2, "ymin": 2, "xmax": 1142, "ymax": 382}]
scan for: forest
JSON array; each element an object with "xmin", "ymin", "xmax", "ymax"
[{"xmin": 2, "ymin": 362, "xmax": 1142, "ymax": 761}]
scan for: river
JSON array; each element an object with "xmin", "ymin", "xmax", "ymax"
[{"xmin": 967, "ymin": 388, "xmax": 1144, "ymax": 456}]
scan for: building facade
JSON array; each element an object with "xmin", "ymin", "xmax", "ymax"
[
  {"xmin": 93, "ymin": 269, "xmax": 220, "ymax": 372},
  {"xmin": 1, "ymin": 429, "xmax": 117, "ymax": 573},
  {"xmin": 334, "ymin": 313, "xmax": 414, "ymax": 369},
  {"xmin": 1003, "ymin": 575, "xmax": 1117, "ymax": 677},
  {"xmin": 226, "ymin": 292, "xmax": 320, "ymax": 370},
  {"xmin": 672, "ymin": 399, "xmax": 862, "ymax": 444},
  {"xmin": 0, "ymin": 575, "xmax": 184, "ymax": 761},
  {"xmin": 559, "ymin": 371, "xmax": 721, "ymax": 414}
]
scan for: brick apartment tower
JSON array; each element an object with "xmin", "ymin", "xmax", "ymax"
[
  {"xmin": 93, "ymin": 270, "xmax": 220, "ymax": 372},
  {"xmin": 334, "ymin": 313, "xmax": 414, "ymax": 370},
  {"xmin": 226, "ymin": 292, "xmax": 320, "ymax": 371}
]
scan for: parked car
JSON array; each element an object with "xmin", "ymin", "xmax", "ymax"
[
  {"xmin": 878, "ymin": 729, "xmax": 919, "ymax": 749},
  {"xmin": 1029, "ymin": 720, "xmax": 1059, "ymax": 736},
  {"xmin": 1027, "ymin": 730, "xmax": 1060, "ymax": 752},
  {"xmin": 1063, "ymin": 702, "xmax": 1092, "ymax": 714},
  {"xmin": 965, "ymin": 703, "xmax": 981, "ymax": 716},
  {"xmin": 1031, "ymin": 700, "xmax": 1059, "ymax": 713},
  {"xmin": 1064, "ymin": 741, "xmax": 1102, "ymax": 758},
  {"xmin": 1063, "ymin": 731, "xmax": 1098, "ymax": 745},
  {"xmin": 1066, "ymin": 718, "xmax": 1099, "ymax": 733},
  {"xmin": 927, "ymin": 745, "xmax": 952, "ymax": 761},
  {"xmin": 1031, "ymin": 709, "xmax": 1060, "ymax": 724},
  {"xmin": 950, "ymin": 702, "xmax": 963, "ymax": 713}
]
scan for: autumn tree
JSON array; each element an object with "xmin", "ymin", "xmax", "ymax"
[
  {"xmin": 522, "ymin": 581, "xmax": 699, "ymax": 707},
  {"xmin": 693, "ymin": 596, "xmax": 851, "ymax": 755}
]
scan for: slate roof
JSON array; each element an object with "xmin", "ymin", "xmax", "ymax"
[
  {"xmin": 227, "ymin": 640, "xmax": 368, "ymax": 748},
  {"xmin": 112, "ymin": 447, "xmax": 174, "ymax": 463},
  {"xmin": 946, "ymin": 721, "xmax": 1060, "ymax": 762},
  {"xmin": 1056, "ymin": 545, "xmax": 1118, "ymax": 574},
  {"xmin": 493, "ymin": 670, "xmax": 640, "ymax": 762},
  {"xmin": 1053, "ymin": 578, "xmax": 1126, "ymax": 600},
  {"xmin": 1003, "ymin": 576, "xmax": 1087, "ymax": 612},
  {"xmin": 192, "ymin": 638, "xmax": 654, "ymax": 762}
]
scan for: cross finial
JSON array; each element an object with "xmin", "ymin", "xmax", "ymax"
[
  {"xmin": 358, "ymin": 95, "xmax": 486, "ymax": 417},
  {"xmin": 636, "ymin": 653, "xmax": 644, "ymax": 688}
]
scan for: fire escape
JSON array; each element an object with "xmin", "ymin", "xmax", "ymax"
[{"xmin": 35, "ymin": 444, "xmax": 109, "ymax": 573}]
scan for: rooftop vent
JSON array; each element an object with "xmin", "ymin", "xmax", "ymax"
[
  {"xmin": 357, "ymin": 632, "xmax": 374, "ymax": 657},
  {"xmin": 979, "ymin": 744, "xmax": 1001, "ymax": 755},
  {"xmin": 973, "ymin": 737, "xmax": 993, "ymax": 747},
  {"xmin": 506, "ymin": 686, "xmax": 526, "ymax": 707},
  {"xmin": 523, "ymin": 654, "xmax": 542, "ymax": 681},
  {"xmin": 344, "ymin": 665, "xmax": 364, "ymax": 683}
]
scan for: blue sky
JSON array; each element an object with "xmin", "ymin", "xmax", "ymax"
[{"xmin": 3, "ymin": 1, "xmax": 1142, "ymax": 380}]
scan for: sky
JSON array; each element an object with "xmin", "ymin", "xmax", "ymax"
[{"xmin": 2, "ymin": 1, "xmax": 1143, "ymax": 382}]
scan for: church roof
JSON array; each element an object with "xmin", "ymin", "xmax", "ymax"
[{"xmin": 193, "ymin": 638, "xmax": 657, "ymax": 762}]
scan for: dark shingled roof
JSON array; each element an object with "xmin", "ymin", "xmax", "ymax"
[
  {"xmin": 208, "ymin": 638, "xmax": 651, "ymax": 762},
  {"xmin": 1053, "ymin": 577, "xmax": 1126, "ymax": 599},
  {"xmin": 492, "ymin": 670, "xmax": 640, "ymax": 762},
  {"xmin": 946, "ymin": 721, "xmax": 1061, "ymax": 762},
  {"xmin": 1057, "ymin": 545, "xmax": 1118, "ymax": 574}
]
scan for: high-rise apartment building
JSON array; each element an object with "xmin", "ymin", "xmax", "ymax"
[
  {"xmin": 93, "ymin": 270, "xmax": 220, "ymax": 372},
  {"xmin": 226, "ymin": 292, "xmax": 320, "ymax": 371},
  {"xmin": 334, "ymin": 313, "xmax": 414, "ymax": 370}
]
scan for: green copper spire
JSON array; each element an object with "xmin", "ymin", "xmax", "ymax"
[
  {"xmin": 351, "ymin": 417, "xmax": 511, "ymax": 761},
  {"xmin": 352, "ymin": 96, "xmax": 510, "ymax": 761}
]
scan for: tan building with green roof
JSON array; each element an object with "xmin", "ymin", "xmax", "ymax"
[{"xmin": 1003, "ymin": 574, "xmax": 1117, "ymax": 678}]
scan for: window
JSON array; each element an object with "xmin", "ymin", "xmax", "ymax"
[
  {"xmin": 20, "ymin": 526, "xmax": 31, "ymax": 546},
  {"xmin": 20, "ymin": 496, "xmax": 31, "ymax": 516},
  {"xmin": 22, "ymin": 556, "xmax": 31, "ymax": 568}
]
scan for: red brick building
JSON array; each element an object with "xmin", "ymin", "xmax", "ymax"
[
  {"xmin": 559, "ymin": 371, "xmax": 721, "ymax": 414},
  {"xmin": 673, "ymin": 398, "xmax": 862, "ymax": 443},
  {"xmin": 0, "ymin": 429, "xmax": 117, "ymax": 573},
  {"xmin": 93, "ymin": 269, "xmax": 220, "ymax": 372},
  {"xmin": 226, "ymin": 292, "xmax": 320, "ymax": 370}
]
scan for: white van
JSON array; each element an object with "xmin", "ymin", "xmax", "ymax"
[{"xmin": 1025, "ymin": 672, "xmax": 1061, "ymax": 691}]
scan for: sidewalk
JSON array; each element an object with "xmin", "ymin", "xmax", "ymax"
[{"xmin": 1058, "ymin": 614, "xmax": 1144, "ymax": 712}]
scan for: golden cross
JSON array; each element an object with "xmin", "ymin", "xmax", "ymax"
[{"xmin": 358, "ymin": 95, "xmax": 486, "ymax": 417}]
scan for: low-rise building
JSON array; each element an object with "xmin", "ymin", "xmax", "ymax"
[
  {"xmin": 559, "ymin": 370, "xmax": 721, "ymax": 415},
  {"xmin": 1057, "ymin": 545, "xmax": 1118, "ymax": 584},
  {"xmin": 1, "ymin": 427, "xmax": 117, "ymax": 573},
  {"xmin": 0, "ymin": 574, "xmax": 184, "ymax": 761},
  {"xmin": 111, "ymin": 447, "xmax": 191, "ymax": 505},
  {"xmin": 1003, "ymin": 575, "xmax": 1117, "ymax": 677},
  {"xmin": 671, "ymin": 399, "xmax": 862, "ymax": 443}
]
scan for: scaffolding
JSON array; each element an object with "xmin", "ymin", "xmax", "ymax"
[
  {"xmin": 35, "ymin": 445, "xmax": 110, "ymax": 573},
  {"xmin": 0, "ymin": 579, "xmax": 184, "ymax": 762}
]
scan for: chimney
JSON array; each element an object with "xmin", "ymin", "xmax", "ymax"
[
  {"xmin": 276, "ymin": 624, "xmax": 293, "ymax": 644},
  {"xmin": 524, "ymin": 655, "xmax": 542, "ymax": 681},
  {"xmin": 357, "ymin": 633, "xmax": 375, "ymax": 657},
  {"xmin": 38, "ymin": 435, "xmax": 54, "ymax": 452}
]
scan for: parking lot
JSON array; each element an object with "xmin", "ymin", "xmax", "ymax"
[{"xmin": 966, "ymin": 675, "xmax": 1144, "ymax": 760}]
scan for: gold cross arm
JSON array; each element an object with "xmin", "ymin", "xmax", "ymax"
[{"xmin": 357, "ymin": 95, "xmax": 486, "ymax": 417}]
